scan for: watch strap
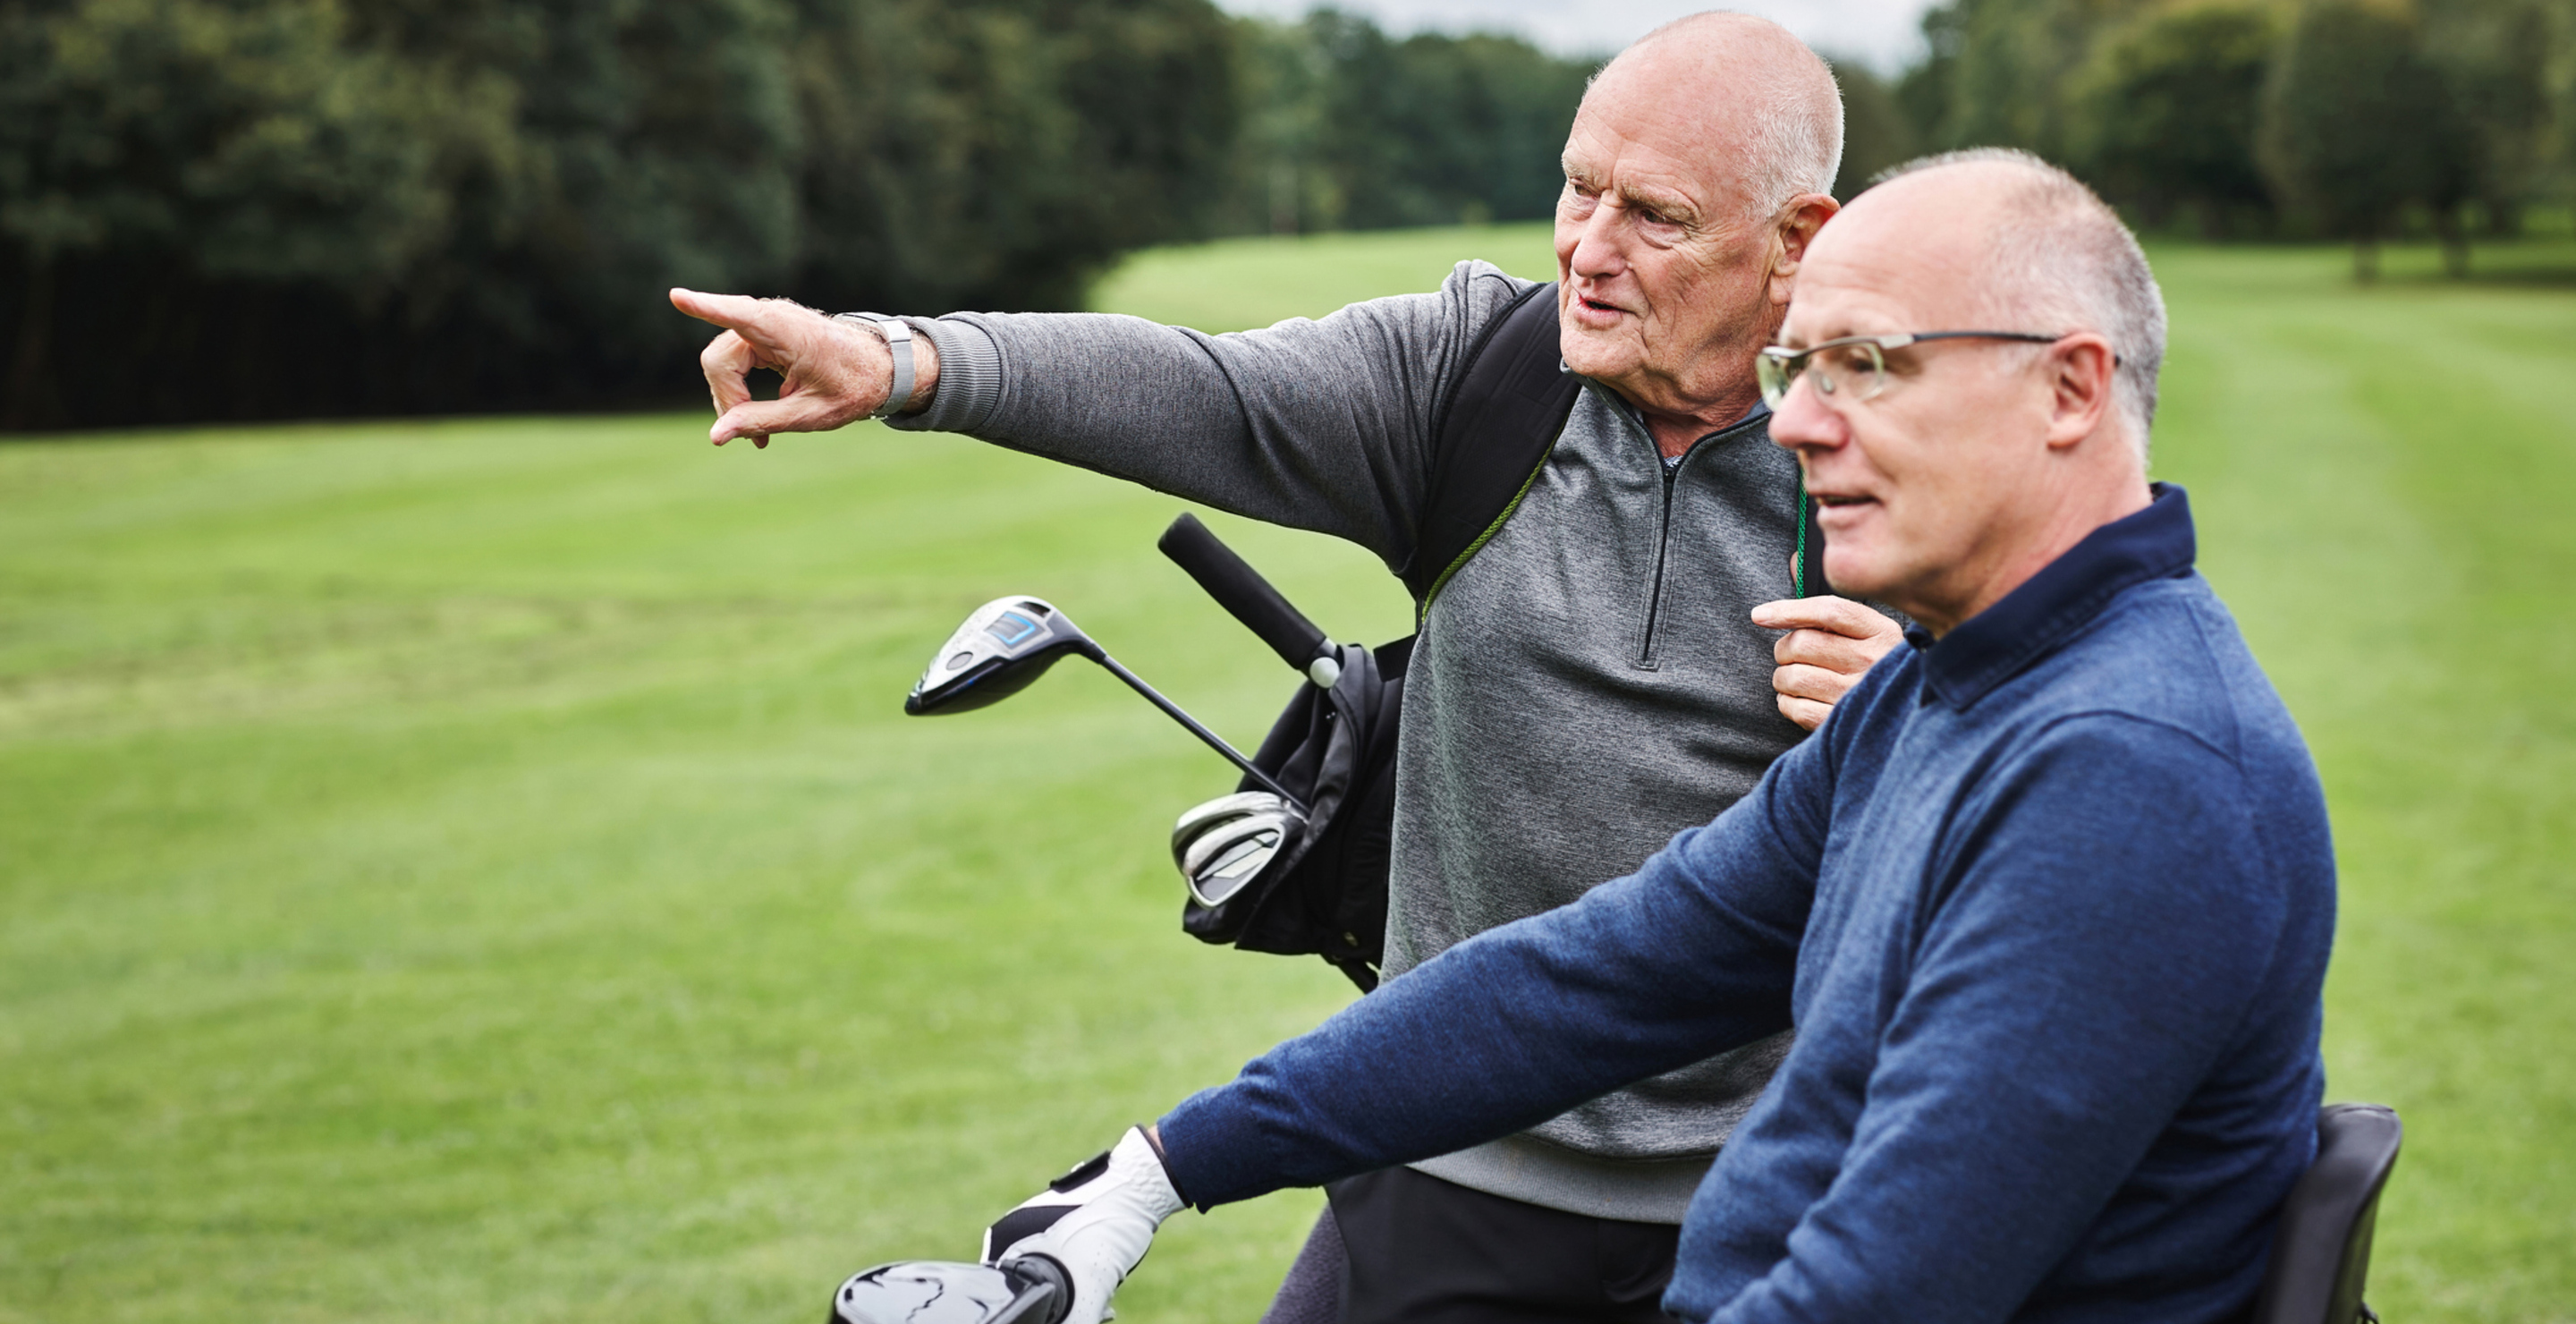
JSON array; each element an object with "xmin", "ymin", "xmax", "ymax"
[{"xmin": 835, "ymin": 312, "xmax": 915, "ymax": 419}]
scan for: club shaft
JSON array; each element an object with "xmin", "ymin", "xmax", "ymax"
[{"xmin": 1094, "ymin": 654, "xmax": 1303, "ymax": 811}]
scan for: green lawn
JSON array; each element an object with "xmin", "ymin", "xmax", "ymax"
[{"xmin": 4, "ymin": 225, "xmax": 2572, "ymax": 1323}]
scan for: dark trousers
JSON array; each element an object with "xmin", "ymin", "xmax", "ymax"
[{"xmin": 1261, "ymin": 1166, "xmax": 1682, "ymax": 1324}]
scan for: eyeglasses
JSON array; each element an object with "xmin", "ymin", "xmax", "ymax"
[{"xmin": 1756, "ymin": 331, "xmax": 2072, "ymax": 409}]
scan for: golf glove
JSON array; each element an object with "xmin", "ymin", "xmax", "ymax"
[{"xmin": 981, "ymin": 1127, "xmax": 1185, "ymax": 1324}]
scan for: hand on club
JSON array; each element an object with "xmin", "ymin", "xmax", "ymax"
[
  {"xmin": 668, "ymin": 288, "xmax": 940, "ymax": 447},
  {"xmin": 1750, "ymin": 596, "xmax": 1906, "ymax": 731},
  {"xmin": 982, "ymin": 1127, "xmax": 1186, "ymax": 1324}
]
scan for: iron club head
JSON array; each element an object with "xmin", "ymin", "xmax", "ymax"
[
  {"xmin": 1172, "ymin": 791, "xmax": 1303, "ymax": 909},
  {"xmin": 905, "ymin": 597, "xmax": 1103, "ymax": 717}
]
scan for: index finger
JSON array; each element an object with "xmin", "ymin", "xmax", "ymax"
[
  {"xmin": 670, "ymin": 289, "xmax": 799, "ymax": 355},
  {"xmin": 1749, "ymin": 595, "xmax": 1887, "ymax": 637}
]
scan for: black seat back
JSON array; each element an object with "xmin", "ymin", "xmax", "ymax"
[{"xmin": 2250, "ymin": 1103, "xmax": 2403, "ymax": 1324}]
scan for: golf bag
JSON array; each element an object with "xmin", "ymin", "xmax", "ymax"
[{"xmin": 1162, "ymin": 600, "xmax": 1407, "ymax": 989}]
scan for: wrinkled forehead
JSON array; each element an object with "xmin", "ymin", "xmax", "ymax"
[
  {"xmin": 1563, "ymin": 96, "xmax": 1756, "ymax": 210},
  {"xmin": 1568, "ymin": 45, "xmax": 1775, "ymax": 199},
  {"xmin": 1786, "ymin": 178, "xmax": 1997, "ymax": 342}
]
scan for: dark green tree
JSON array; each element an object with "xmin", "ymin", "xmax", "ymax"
[
  {"xmin": 1226, "ymin": 14, "xmax": 1336, "ymax": 234},
  {"xmin": 1216, "ymin": 12, "xmax": 1594, "ymax": 234},
  {"xmin": 2259, "ymin": 0, "xmax": 2479, "ymax": 278},
  {"xmin": 785, "ymin": 0, "xmax": 1238, "ymax": 314},
  {"xmin": 0, "ymin": 0, "xmax": 476, "ymax": 423},
  {"xmin": 2069, "ymin": 3, "xmax": 2278, "ymax": 234},
  {"xmin": 1894, "ymin": 2, "xmax": 1969, "ymax": 151},
  {"xmin": 1828, "ymin": 59, "xmax": 1919, "ymax": 199},
  {"xmin": 2416, "ymin": 0, "xmax": 2557, "ymax": 234},
  {"xmin": 1314, "ymin": 15, "xmax": 1593, "ymax": 230},
  {"xmin": 0, "ymin": 0, "xmax": 1238, "ymax": 430},
  {"xmin": 1936, "ymin": 0, "xmax": 2158, "ymax": 160}
]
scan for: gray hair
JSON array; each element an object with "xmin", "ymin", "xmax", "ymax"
[
  {"xmin": 1609, "ymin": 13, "xmax": 1845, "ymax": 219},
  {"xmin": 1752, "ymin": 66, "xmax": 1844, "ymax": 213},
  {"xmin": 1875, "ymin": 148, "xmax": 2167, "ymax": 455}
]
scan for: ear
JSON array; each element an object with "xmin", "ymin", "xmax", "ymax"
[
  {"xmin": 1767, "ymin": 194, "xmax": 1839, "ymax": 307},
  {"xmin": 2043, "ymin": 334, "xmax": 2120, "ymax": 449}
]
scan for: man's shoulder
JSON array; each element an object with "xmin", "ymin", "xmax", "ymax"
[
  {"xmin": 1994, "ymin": 578, "xmax": 2326, "ymax": 853},
  {"xmin": 2033, "ymin": 576, "xmax": 2297, "ymax": 750},
  {"xmin": 1434, "ymin": 259, "xmax": 1544, "ymax": 322},
  {"xmin": 1272, "ymin": 259, "xmax": 1541, "ymax": 378}
]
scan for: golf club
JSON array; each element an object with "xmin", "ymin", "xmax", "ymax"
[
  {"xmin": 906, "ymin": 596, "xmax": 1302, "ymax": 809},
  {"xmin": 829, "ymin": 1259, "xmax": 1069, "ymax": 1324}
]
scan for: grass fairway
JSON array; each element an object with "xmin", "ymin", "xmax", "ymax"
[{"xmin": 4, "ymin": 224, "xmax": 2572, "ymax": 1323}]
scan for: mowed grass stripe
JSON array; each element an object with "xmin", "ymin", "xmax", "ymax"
[
  {"xmin": 3, "ymin": 228, "xmax": 2571, "ymax": 1323},
  {"xmin": 2148, "ymin": 242, "xmax": 2576, "ymax": 1322},
  {"xmin": 1, "ymin": 418, "xmax": 1394, "ymax": 1323}
]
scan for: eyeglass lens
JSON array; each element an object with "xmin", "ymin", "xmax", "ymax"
[{"xmin": 1760, "ymin": 342, "xmax": 1888, "ymax": 408}]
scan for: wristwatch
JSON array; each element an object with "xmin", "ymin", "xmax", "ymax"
[{"xmin": 833, "ymin": 312, "xmax": 916, "ymax": 419}]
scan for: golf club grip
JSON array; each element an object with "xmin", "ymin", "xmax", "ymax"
[{"xmin": 1158, "ymin": 513, "xmax": 1330, "ymax": 671}]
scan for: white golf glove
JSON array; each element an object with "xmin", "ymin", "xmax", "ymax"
[{"xmin": 981, "ymin": 1127, "xmax": 1186, "ymax": 1324}]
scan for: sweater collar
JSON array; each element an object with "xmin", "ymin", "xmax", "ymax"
[{"xmin": 1909, "ymin": 483, "xmax": 2197, "ymax": 709}]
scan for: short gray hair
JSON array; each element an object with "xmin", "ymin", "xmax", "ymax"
[
  {"xmin": 1876, "ymin": 148, "xmax": 2167, "ymax": 455},
  {"xmin": 1750, "ymin": 66, "xmax": 1844, "ymax": 213},
  {"xmin": 1614, "ymin": 13, "xmax": 1845, "ymax": 219}
]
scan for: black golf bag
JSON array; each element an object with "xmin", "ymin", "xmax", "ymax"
[{"xmin": 1159, "ymin": 538, "xmax": 1407, "ymax": 989}]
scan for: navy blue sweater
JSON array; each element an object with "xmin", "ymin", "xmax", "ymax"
[{"xmin": 1158, "ymin": 486, "xmax": 2335, "ymax": 1324}]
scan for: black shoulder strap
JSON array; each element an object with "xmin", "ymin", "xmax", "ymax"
[
  {"xmin": 1402, "ymin": 278, "xmax": 1835, "ymax": 606},
  {"xmin": 1402, "ymin": 281, "xmax": 1580, "ymax": 605}
]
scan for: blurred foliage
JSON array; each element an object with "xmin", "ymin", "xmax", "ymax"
[
  {"xmin": 0, "ymin": 0, "xmax": 1600, "ymax": 429},
  {"xmin": 11, "ymin": 0, "xmax": 2573, "ymax": 429},
  {"xmin": 1216, "ymin": 11, "xmax": 1591, "ymax": 233},
  {"xmin": 0, "ymin": 0, "xmax": 1238, "ymax": 429},
  {"xmin": 2260, "ymin": 1, "xmax": 2480, "ymax": 276},
  {"xmin": 2069, "ymin": 4, "xmax": 2278, "ymax": 235},
  {"xmin": 1894, "ymin": 0, "xmax": 2571, "ymax": 272},
  {"xmin": 1828, "ymin": 60, "xmax": 1920, "ymax": 199}
]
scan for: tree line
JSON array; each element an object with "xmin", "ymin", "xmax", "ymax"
[
  {"xmin": 1, "ymin": 0, "xmax": 1244, "ymax": 429},
  {"xmin": 0, "ymin": 0, "xmax": 1597, "ymax": 430},
  {"xmin": 4, "ymin": 0, "xmax": 2568, "ymax": 429},
  {"xmin": 1846, "ymin": 0, "xmax": 2572, "ymax": 278}
]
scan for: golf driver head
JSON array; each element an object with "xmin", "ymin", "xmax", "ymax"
[
  {"xmin": 828, "ymin": 1258, "xmax": 1069, "ymax": 1324},
  {"xmin": 1173, "ymin": 791, "xmax": 1304, "ymax": 908},
  {"xmin": 906, "ymin": 597, "xmax": 1100, "ymax": 717}
]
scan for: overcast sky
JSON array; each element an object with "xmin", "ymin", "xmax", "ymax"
[{"xmin": 1211, "ymin": 0, "xmax": 1943, "ymax": 72}]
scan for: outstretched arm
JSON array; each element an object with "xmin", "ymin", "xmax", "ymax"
[{"xmin": 673, "ymin": 265, "xmax": 1536, "ymax": 564}]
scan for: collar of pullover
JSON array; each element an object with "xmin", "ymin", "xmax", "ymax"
[
  {"xmin": 1580, "ymin": 370, "xmax": 1772, "ymax": 454},
  {"xmin": 1907, "ymin": 482, "xmax": 2198, "ymax": 710}
]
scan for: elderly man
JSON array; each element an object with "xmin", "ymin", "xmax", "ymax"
[
  {"xmin": 978, "ymin": 150, "xmax": 2337, "ymax": 1324},
  {"xmin": 677, "ymin": 13, "xmax": 1904, "ymax": 1321}
]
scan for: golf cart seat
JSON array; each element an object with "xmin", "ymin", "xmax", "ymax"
[{"xmin": 2250, "ymin": 1103, "xmax": 2403, "ymax": 1324}]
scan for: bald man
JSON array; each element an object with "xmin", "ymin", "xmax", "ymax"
[
  {"xmin": 976, "ymin": 151, "xmax": 2336, "ymax": 1324},
  {"xmin": 684, "ymin": 16, "xmax": 1904, "ymax": 1321}
]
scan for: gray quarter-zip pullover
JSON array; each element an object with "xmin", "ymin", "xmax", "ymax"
[{"xmin": 894, "ymin": 260, "xmax": 1808, "ymax": 1223}]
